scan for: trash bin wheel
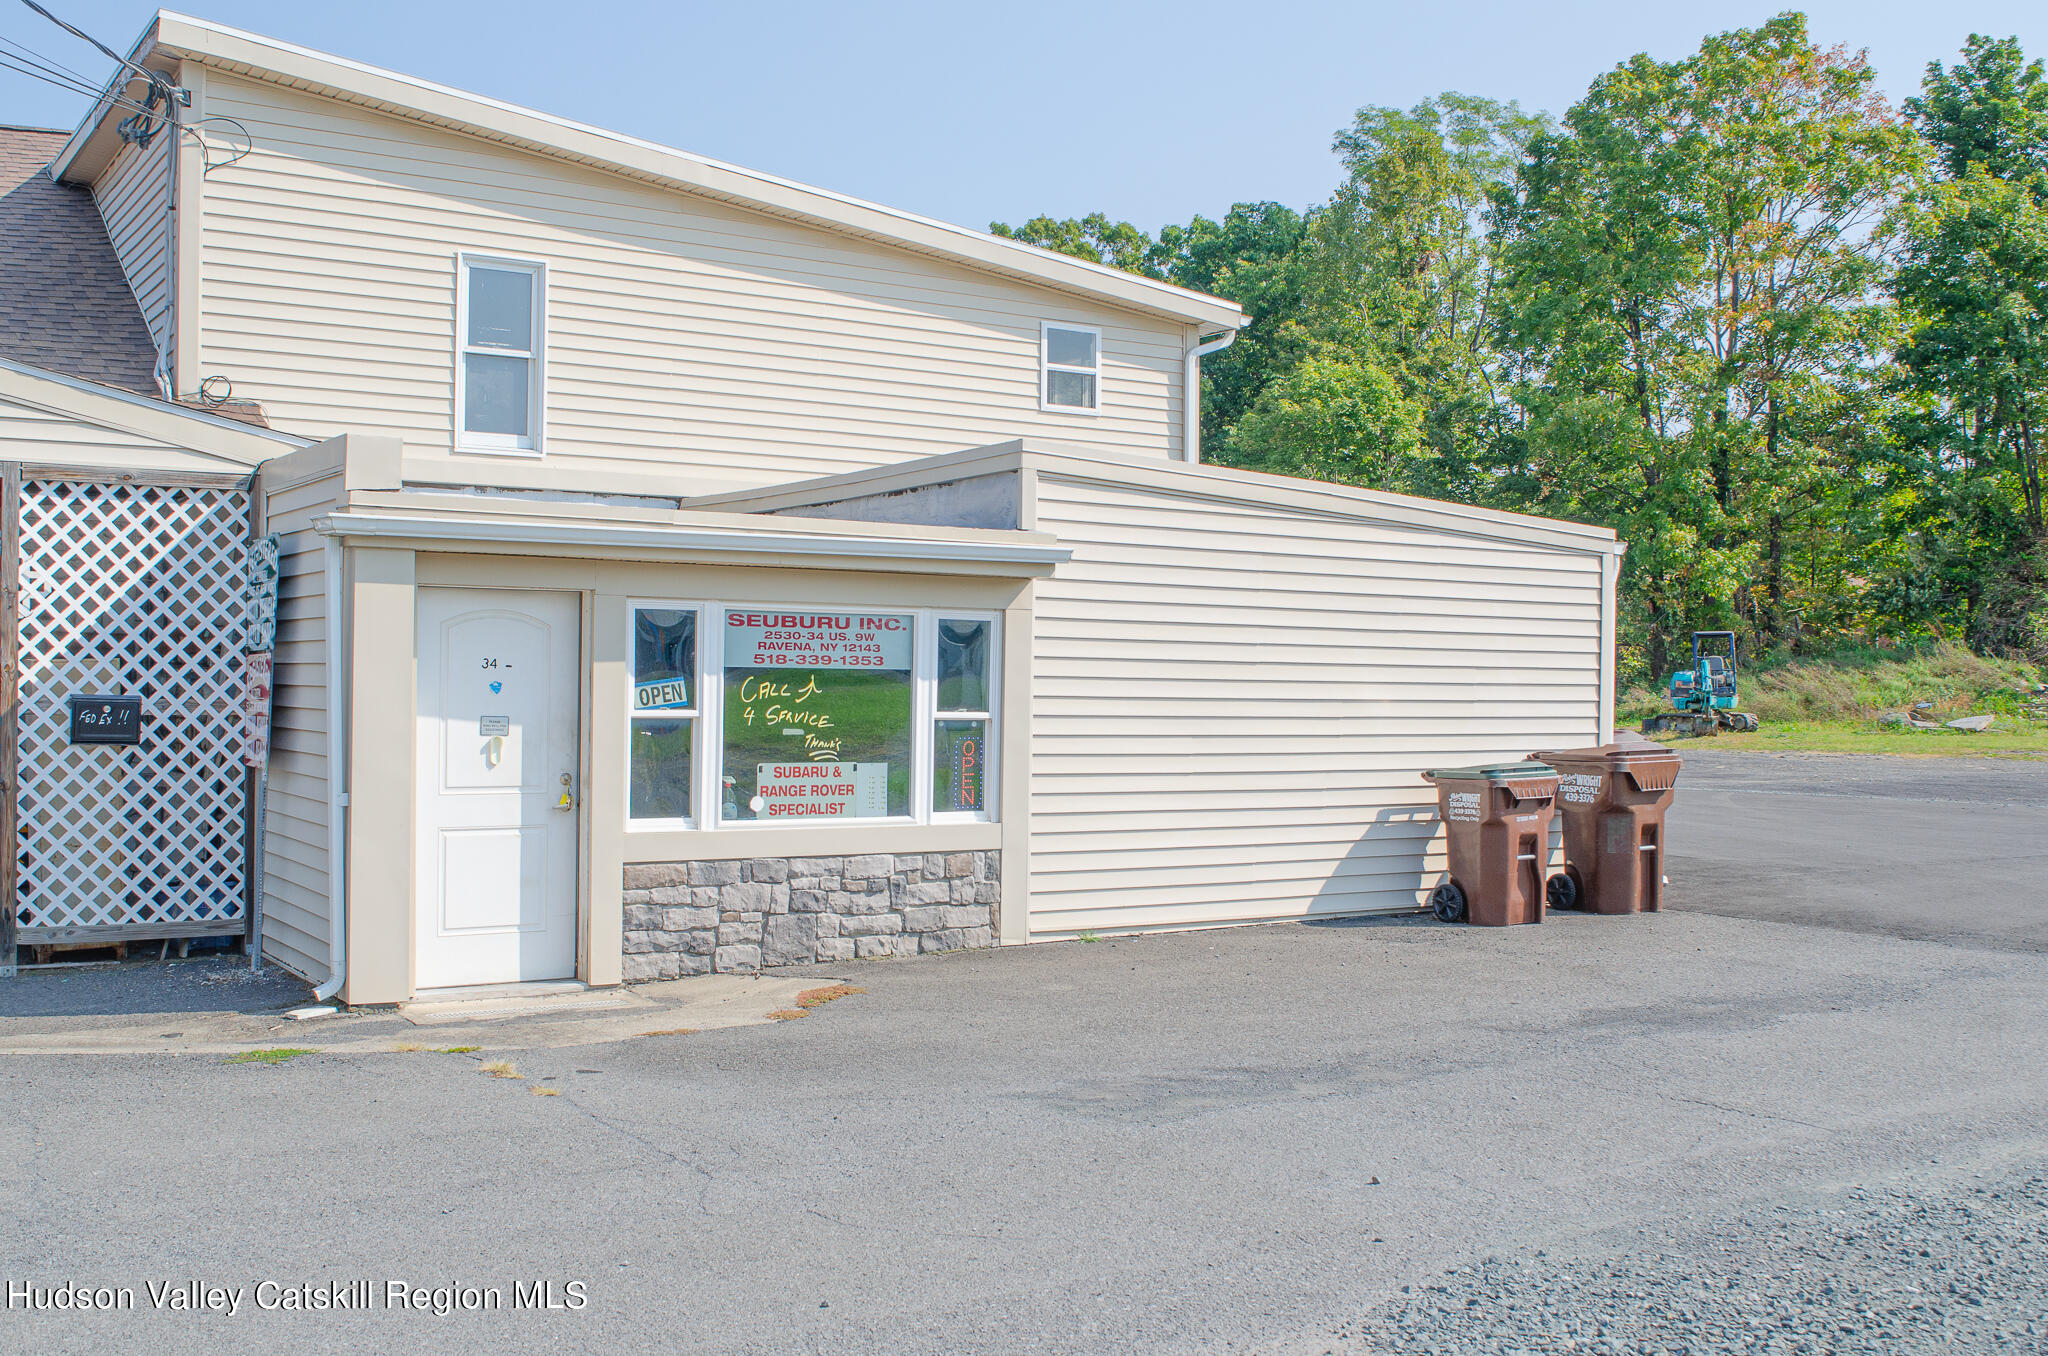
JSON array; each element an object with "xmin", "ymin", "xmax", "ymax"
[
  {"xmin": 1546, "ymin": 871, "xmax": 1580, "ymax": 912},
  {"xmin": 1429, "ymin": 881, "xmax": 1467, "ymax": 924}
]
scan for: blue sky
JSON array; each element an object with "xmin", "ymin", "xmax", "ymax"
[{"xmin": 3, "ymin": 3, "xmax": 2043, "ymax": 232}]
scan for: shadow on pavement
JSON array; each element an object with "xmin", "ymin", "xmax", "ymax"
[{"xmin": 0, "ymin": 954, "xmax": 312, "ymax": 1018}]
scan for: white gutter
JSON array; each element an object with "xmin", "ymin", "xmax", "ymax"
[
  {"xmin": 1182, "ymin": 329, "xmax": 1239, "ymax": 464},
  {"xmin": 311, "ymin": 535, "xmax": 347, "ymax": 1002},
  {"xmin": 312, "ymin": 511, "xmax": 1074, "ymax": 566}
]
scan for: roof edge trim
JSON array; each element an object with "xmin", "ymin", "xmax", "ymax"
[{"xmin": 66, "ymin": 12, "xmax": 1244, "ymax": 329}]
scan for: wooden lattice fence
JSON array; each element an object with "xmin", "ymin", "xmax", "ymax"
[{"xmin": 7, "ymin": 474, "xmax": 251, "ymax": 951}]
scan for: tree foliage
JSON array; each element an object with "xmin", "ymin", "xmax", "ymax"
[{"xmin": 996, "ymin": 16, "xmax": 2048, "ymax": 671}]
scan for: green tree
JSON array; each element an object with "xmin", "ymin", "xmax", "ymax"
[
  {"xmin": 1495, "ymin": 15, "xmax": 1919, "ymax": 666},
  {"xmin": 987, "ymin": 213, "xmax": 1170, "ymax": 277},
  {"xmin": 1231, "ymin": 352, "xmax": 1424, "ymax": 489},
  {"xmin": 1298, "ymin": 94, "xmax": 1549, "ymax": 501},
  {"xmin": 1891, "ymin": 35, "xmax": 2048, "ymax": 652}
]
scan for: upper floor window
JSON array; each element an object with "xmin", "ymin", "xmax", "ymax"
[
  {"xmin": 1041, "ymin": 322, "xmax": 1100, "ymax": 414},
  {"xmin": 456, "ymin": 254, "xmax": 545, "ymax": 455}
]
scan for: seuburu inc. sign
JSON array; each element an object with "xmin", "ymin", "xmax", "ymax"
[{"xmin": 724, "ymin": 612, "xmax": 911, "ymax": 670}]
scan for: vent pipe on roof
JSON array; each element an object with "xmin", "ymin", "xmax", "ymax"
[{"xmin": 1182, "ymin": 328, "xmax": 1238, "ymax": 464}]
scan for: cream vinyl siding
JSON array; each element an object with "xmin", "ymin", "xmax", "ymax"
[
  {"xmin": 256, "ymin": 455, "xmax": 341, "ymax": 982},
  {"xmin": 1026, "ymin": 473, "xmax": 1608, "ymax": 938},
  {"xmin": 91, "ymin": 132, "xmax": 174, "ymax": 355},
  {"xmin": 0, "ymin": 396, "xmax": 246, "ymax": 474},
  {"xmin": 194, "ymin": 74, "xmax": 1187, "ymax": 490}
]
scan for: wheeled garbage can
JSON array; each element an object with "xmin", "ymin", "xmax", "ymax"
[
  {"xmin": 1419, "ymin": 762, "xmax": 1559, "ymax": 926},
  {"xmin": 1529, "ymin": 743, "xmax": 1683, "ymax": 914}
]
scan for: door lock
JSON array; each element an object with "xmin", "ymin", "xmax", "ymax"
[{"xmin": 556, "ymin": 773, "xmax": 576, "ymax": 812}]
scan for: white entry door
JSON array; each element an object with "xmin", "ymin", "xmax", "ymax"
[{"xmin": 415, "ymin": 588, "xmax": 581, "ymax": 989}]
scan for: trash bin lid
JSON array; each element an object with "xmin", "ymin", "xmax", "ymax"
[
  {"xmin": 1422, "ymin": 761, "xmax": 1558, "ymax": 782},
  {"xmin": 1532, "ymin": 744, "xmax": 1682, "ymax": 792},
  {"xmin": 1532, "ymin": 742, "xmax": 1681, "ymax": 764}
]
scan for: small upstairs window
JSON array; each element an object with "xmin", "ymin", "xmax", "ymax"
[
  {"xmin": 1041, "ymin": 322, "xmax": 1100, "ymax": 413},
  {"xmin": 456, "ymin": 255, "xmax": 545, "ymax": 454}
]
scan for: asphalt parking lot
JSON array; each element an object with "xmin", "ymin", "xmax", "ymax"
[{"xmin": 2, "ymin": 752, "xmax": 2044, "ymax": 1355}]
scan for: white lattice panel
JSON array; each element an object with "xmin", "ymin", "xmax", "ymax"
[{"xmin": 15, "ymin": 480, "xmax": 249, "ymax": 931}]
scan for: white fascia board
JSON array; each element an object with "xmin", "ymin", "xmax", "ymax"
[
  {"xmin": 313, "ymin": 510, "xmax": 1072, "ymax": 569},
  {"xmin": 682, "ymin": 441, "xmax": 1032, "ymax": 515},
  {"xmin": 1019, "ymin": 443, "xmax": 1625, "ymax": 557},
  {"xmin": 67, "ymin": 13, "xmax": 1244, "ymax": 331},
  {"xmin": 49, "ymin": 20, "xmax": 171, "ymax": 183},
  {"xmin": 684, "ymin": 438, "xmax": 1622, "ymax": 557},
  {"xmin": 0, "ymin": 356, "xmax": 308, "ymax": 466}
]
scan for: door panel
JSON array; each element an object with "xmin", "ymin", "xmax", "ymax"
[{"xmin": 415, "ymin": 588, "xmax": 581, "ymax": 989}]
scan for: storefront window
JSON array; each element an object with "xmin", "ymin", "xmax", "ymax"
[
  {"xmin": 719, "ymin": 610, "xmax": 915, "ymax": 822},
  {"xmin": 932, "ymin": 618, "xmax": 992, "ymax": 816},
  {"xmin": 628, "ymin": 608, "xmax": 698, "ymax": 821}
]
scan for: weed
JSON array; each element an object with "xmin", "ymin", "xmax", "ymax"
[
  {"xmin": 638, "ymin": 1028, "xmax": 698, "ymax": 1038},
  {"xmin": 531, "ymin": 1087, "xmax": 560, "ymax": 1097},
  {"xmin": 391, "ymin": 1043, "xmax": 422, "ymax": 1053},
  {"xmin": 767, "ymin": 1009, "xmax": 806, "ymax": 1021},
  {"xmin": 432, "ymin": 1045, "xmax": 480, "ymax": 1054},
  {"xmin": 794, "ymin": 983, "xmax": 864, "ymax": 1009},
  {"xmin": 1077, "ymin": 930, "xmax": 1100, "ymax": 944},
  {"xmin": 224, "ymin": 1048, "xmax": 313, "ymax": 1065},
  {"xmin": 481, "ymin": 1060, "xmax": 523, "ymax": 1079}
]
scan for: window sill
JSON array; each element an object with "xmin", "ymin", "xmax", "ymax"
[
  {"xmin": 453, "ymin": 441, "xmax": 545, "ymax": 459},
  {"xmin": 622, "ymin": 818, "xmax": 1002, "ymax": 863}
]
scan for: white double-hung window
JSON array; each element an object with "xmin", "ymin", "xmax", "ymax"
[
  {"xmin": 456, "ymin": 254, "xmax": 546, "ymax": 454},
  {"xmin": 1040, "ymin": 322, "xmax": 1101, "ymax": 413}
]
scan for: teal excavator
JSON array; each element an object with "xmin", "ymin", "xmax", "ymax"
[{"xmin": 1641, "ymin": 631, "xmax": 1760, "ymax": 738}]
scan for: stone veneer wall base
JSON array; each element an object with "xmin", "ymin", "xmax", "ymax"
[{"xmin": 621, "ymin": 851, "xmax": 1001, "ymax": 981}]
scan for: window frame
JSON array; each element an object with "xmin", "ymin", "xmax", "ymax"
[
  {"xmin": 453, "ymin": 251, "xmax": 548, "ymax": 457},
  {"xmin": 927, "ymin": 612, "xmax": 1000, "ymax": 824},
  {"xmin": 622, "ymin": 602, "xmax": 1000, "ymax": 833},
  {"xmin": 1039, "ymin": 320, "xmax": 1103, "ymax": 416},
  {"xmin": 624, "ymin": 601, "xmax": 710, "ymax": 830}
]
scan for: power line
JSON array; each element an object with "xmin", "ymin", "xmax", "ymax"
[
  {"xmin": 0, "ymin": 28, "xmax": 88, "ymax": 86},
  {"xmin": 0, "ymin": 45, "xmax": 166, "ymax": 122},
  {"xmin": 0, "ymin": 40, "xmax": 252, "ymax": 173},
  {"xmin": 13, "ymin": 0, "xmax": 165, "ymax": 95}
]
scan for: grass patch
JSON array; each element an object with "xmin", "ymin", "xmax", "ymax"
[
  {"xmin": 1673, "ymin": 721, "xmax": 2048, "ymax": 758},
  {"xmin": 480, "ymin": 1060, "xmax": 523, "ymax": 1079},
  {"xmin": 638, "ymin": 1027, "xmax": 698, "ymax": 1038},
  {"xmin": 1621, "ymin": 640, "xmax": 2048, "ymax": 754},
  {"xmin": 766, "ymin": 1009, "xmax": 806, "ymax": 1021},
  {"xmin": 224, "ymin": 1047, "xmax": 313, "ymax": 1065},
  {"xmin": 794, "ymin": 983, "xmax": 863, "ymax": 1009},
  {"xmin": 432, "ymin": 1045, "xmax": 480, "ymax": 1054},
  {"xmin": 1076, "ymin": 930, "xmax": 1100, "ymax": 944}
]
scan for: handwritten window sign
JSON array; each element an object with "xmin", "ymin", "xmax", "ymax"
[
  {"xmin": 70, "ymin": 694, "xmax": 143, "ymax": 746},
  {"xmin": 721, "ymin": 608, "xmax": 914, "ymax": 822},
  {"xmin": 724, "ymin": 611, "xmax": 913, "ymax": 670}
]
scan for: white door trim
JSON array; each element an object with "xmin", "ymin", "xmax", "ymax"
[{"xmin": 414, "ymin": 586, "xmax": 583, "ymax": 989}]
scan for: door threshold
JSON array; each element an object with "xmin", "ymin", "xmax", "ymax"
[{"xmin": 406, "ymin": 979, "xmax": 589, "ymax": 1005}]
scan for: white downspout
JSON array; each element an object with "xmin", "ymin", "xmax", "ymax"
[
  {"xmin": 1181, "ymin": 329, "xmax": 1238, "ymax": 464},
  {"xmin": 311, "ymin": 535, "xmax": 348, "ymax": 1002}
]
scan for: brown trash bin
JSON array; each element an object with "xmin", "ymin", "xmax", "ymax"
[
  {"xmin": 1530, "ymin": 743, "xmax": 1683, "ymax": 915},
  {"xmin": 1419, "ymin": 762, "xmax": 1559, "ymax": 926}
]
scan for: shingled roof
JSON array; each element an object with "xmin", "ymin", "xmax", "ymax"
[{"xmin": 0, "ymin": 125, "xmax": 160, "ymax": 394}]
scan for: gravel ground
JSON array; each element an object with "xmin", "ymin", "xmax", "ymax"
[{"xmin": 1337, "ymin": 1163, "xmax": 2048, "ymax": 1355}]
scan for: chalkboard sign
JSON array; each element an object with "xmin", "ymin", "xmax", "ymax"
[{"xmin": 69, "ymin": 694, "xmax": 143, "ymax": 746}]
